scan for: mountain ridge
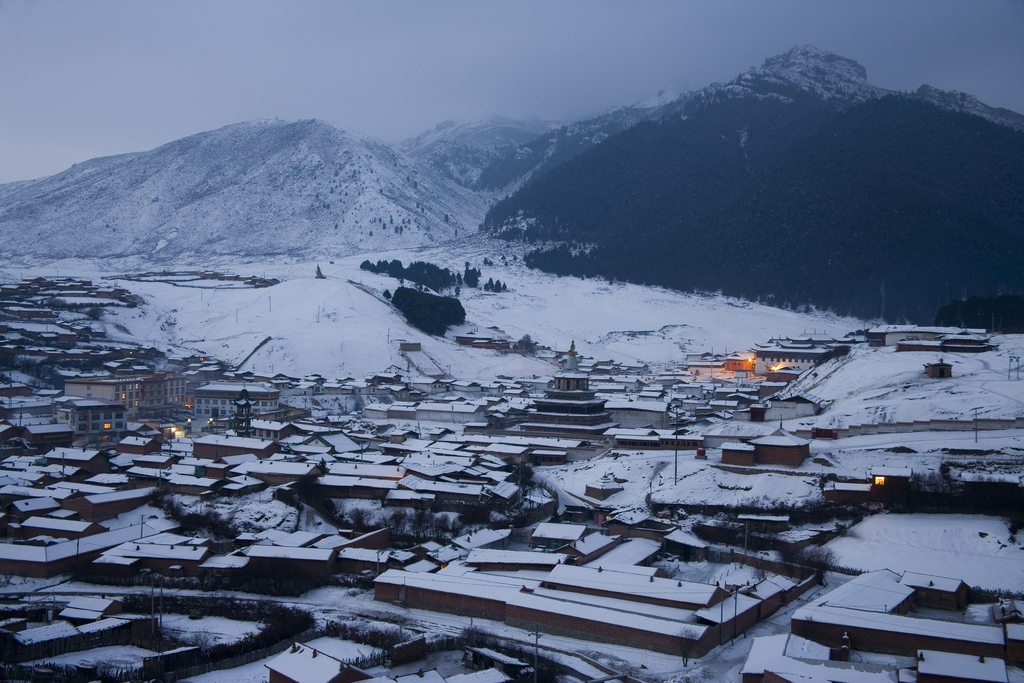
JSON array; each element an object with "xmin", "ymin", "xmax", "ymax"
[
  {"xmin": 472, "ymin": 45, "xmax": 1024, "ymax": 194},
  {"xmin": 0, "ymin": 118, "xmax": 487, "ymax": 263},
  {"xmin": 481, "ymin": 52, "xmax": 1024, "ymax": 323}
]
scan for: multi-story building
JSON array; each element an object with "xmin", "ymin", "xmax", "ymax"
[
  {"xmin": 192, "ymin": 382, "xmax": 280, "ymax": 420},
  {"xmin": 54, "ymin": 396, "xmax": 128, "ymax": 445},
  {"xmin": 63, "ymin": 374, "xmax": 189, "ymax": 421}
]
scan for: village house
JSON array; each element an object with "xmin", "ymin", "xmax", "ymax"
[
  {"xmin": 790, "ymin": 570, "xmax": 1006, "ymax": 660},
  {"xmin": 867, "ymin": 325, "xmax": 980, "ymax": 347},
  {"xmin": 44, "ymin": 446, "xmax": 109, "ymax": 476},
  {"xmin": 753, "ymin": 338, "xmax": 836, "ymax": 376},
  {"xmin": 191, "ymin": 433, "xmax": 279, "ymax": 459},
  {"xmin": 721, "ymin": 429, "xmax": 810, "ymax": 467}
]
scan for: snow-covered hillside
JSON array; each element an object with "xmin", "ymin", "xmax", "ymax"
[
  {"xmin": 7, "ymin": 240, "xmax": 864, "ymax": 379},
  {"xmin": 399, "ymin": 117, "xmax": 562, "ymax": 187},
  {"xmin": 0, "ymin": 119, "xmax": 487, "ymax": 263},
  {"xmin": 777, "ymin": 341, "xmax": 1024, "ymax": 426}
]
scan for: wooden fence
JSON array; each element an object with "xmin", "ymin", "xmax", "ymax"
[
  {"xmin": 158, "ymin": 628, "xmax": 389, "ymax": 681},
  {"xmin": 0, "ymin": 619, "xmax": 133, "ymax": 663},
  {"xmin": 793, "ymin": 416, "xmax": 1024, "ymax": 440}
]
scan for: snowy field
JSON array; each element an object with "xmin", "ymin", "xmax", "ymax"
[
  {"xmin": 825, "ymin": 514, "xmax": 1024, "ymax": 592},
  {"xmin": 781, "ymin": 340, "xmax": 1024, "ymax": 427},
  {"xmin": 0, "ymin": 239, "xmax": 864, "ymax": 379},
  {"xmin": 155, "ymin": 613, "xmax": 261, "ymax": 645}
]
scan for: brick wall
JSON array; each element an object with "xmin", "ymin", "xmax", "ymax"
[
  {"xmin": 505, "ymin": 603, "xmax": 695, "ymax": 656},
  {"xmin": 790, "ymin": 617, "xmax": 1004, "ymax": 659}
]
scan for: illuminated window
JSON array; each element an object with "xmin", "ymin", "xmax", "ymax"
[
  {"xmin": 874, "ymin": 476, "xmax": 885, "ymax": 486},
  {"xmin": 103, "ymin": 423, "xmax": 112, "ymax": 429}
]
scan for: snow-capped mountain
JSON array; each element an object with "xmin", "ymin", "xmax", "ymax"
[
  {"xmin": 693, "ymin": 45, "xmax": 1024, "ymax": 129},
  {"xmin": 0, "ymin": 119, "xmax": 488, "ymax": 263},
  {"xmin": 472, "ymin": 90, "xmax": 693, "ymax": 192},
  {"xmin": 399, "ymin": 117, "xmax": 562, "ymax": 188}
]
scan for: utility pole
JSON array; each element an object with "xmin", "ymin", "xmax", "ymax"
[
  {"xmin": 719, "ymin": 585, "xmax": 724, "ymax": 645},
  {"xmin": 972, "ymin": 406, "xmax": 982, "ymax": 442},
  {"xmin": 533, "ymin": 625, "xmax": 539, "ymax": 683}
]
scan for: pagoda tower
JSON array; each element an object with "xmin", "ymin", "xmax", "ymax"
[
  {"xmin": 232, "ymin": 387, "xmax": 255, "ymax": 437},
  {"xmin": 521, "ymin": 341, "xmax": 616, "ymax": 437}
]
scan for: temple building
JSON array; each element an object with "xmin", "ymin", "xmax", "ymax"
[{"xmin": 519, "ymin": 342, "xmax": 617, "ymax": 438}]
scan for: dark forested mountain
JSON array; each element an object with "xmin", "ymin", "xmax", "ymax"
[
  {"xmin": 482, "ymin": 49, "xmax": 1024, "ymax": 323},
  {"xmin": 473, "ymin": 89, "xmax": 690, "ymax": 192},
  {"xmin": 472, "ymin": 46, "xmax": 1024, "ymax": 195},
  {"xmin": 935, "ymin": 295, "xmax": 1024, "ymax": 334}
]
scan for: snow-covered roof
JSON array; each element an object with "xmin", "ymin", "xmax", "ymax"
[
  {"xmin": 546, "ymin": 564, "xmax": 717, "ymax": 607},
  {"xmin": 815, "ymin": 569, "xmax": 913, "ymax": 612},
  {"xmin": 200, "ymin": 554, "xmax": 250, "ymax": 569},
  {"xmin": 20, "ymin": 516, "xmax": 95, "ymax": 533},
  {"xmin": 694, "ymin": 592, "xmax": 761, "ymax": 623},
  {"xmin": 750, "ymin": 429, "xmax": 809, "ymax": 447},
  {"xmin": 466, "ymin": 549, "xmax": 568, "ymax": 566},
  {"xmin": 507, "ymin": 590, "xmax": 703, "ymax": 638},
  {"xmin": 664, "ymin": 529, "xmax": 708, "ymax": 549},
  {"xmin": 395, "ymin": 670, "xmax": 446, "ymax": 683},
  {"xmin": 244, "ymin": 545, "xmax": 335, "ymax": 562},
  {"xmin": 871, "ymin": 466, "xmax": 913, "ymax": 478},
  {"xmin": 375, "ymin": 568, "xmax": 542, "ymax": 602},
  {"xmin": 446, "ymin": 670, "xmax": 510, "ymax": 683},
  {"xmin": 327, "ymin": 462, "xmax": 405, "ymax": 479},
  {"xmin": 899, "ymin": 572, "xmax": 966, "ymax": 593},
  {"xmin": 917, "ymin": 650, "xmax": 1006, "ymax": 683},
  {"xmin": 404, "ymin": 559, "xmax": 439, "ymax": 573},
  {"xmin": 562, "ymin": 533, "xmax": 618, "ymax": 555},
  {"xmin": 266, "ymin": 643, "xmax": 346, "ymax": 683},
  {"xmin": 532, "ymin": 522, "xmax": 587, "ymax": 541},
  {"xmin": 582, "ymin": 537, "xmax": 660, "ymax": 566},
  {"xmin": 452, "ymin": 527, "xmax": 511, "ymax": 550},
  {"xmin": 65, "ymin": 596, "xmax": 120, "ymax": 613}
]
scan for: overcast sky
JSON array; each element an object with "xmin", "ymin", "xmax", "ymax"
[{"xmin": 1, "ymin": 0, "xmax": 1021, "ymax": 184}]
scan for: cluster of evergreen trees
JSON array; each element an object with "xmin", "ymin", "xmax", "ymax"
[
  {"xmin": 359, "ymin": 259, "xmax": 504, "ymax": 296},
  {"xmin": 360, "ymin": 259, "xmax": 459, "ymax": 293},
  {"xmin": 935, "ymin": 295, "xmax": 1024, "ymax": 333},
  {"xmin": 462, "ymin": 263, "xmax": 481, "ymax": 289},
  {"xmin": 390, "ymin": 287, "xmax": 466, "ymax": 336},
  {"xmin": 483, "ymin": 278, "xmax": 507, "ymax": 292}
]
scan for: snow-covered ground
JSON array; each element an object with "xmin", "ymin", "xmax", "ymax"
[
  {"xmin": 154, "ymin": 613, "xmax": 261, "ymax": 645},
  {"xmin": 781, "ymin": 340, "xmax": 1024, "ymax": 426},
  {"xmin": 1, "ymin": 239, "xmax": 865, "ymax": 379},
  {"xmin": 824, "ymin": 514, "xmax": 1023, "ymax": 592},
  {"xmin": 538, "ymin": 427, "xmax": 1023, "ymax": 513}
]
